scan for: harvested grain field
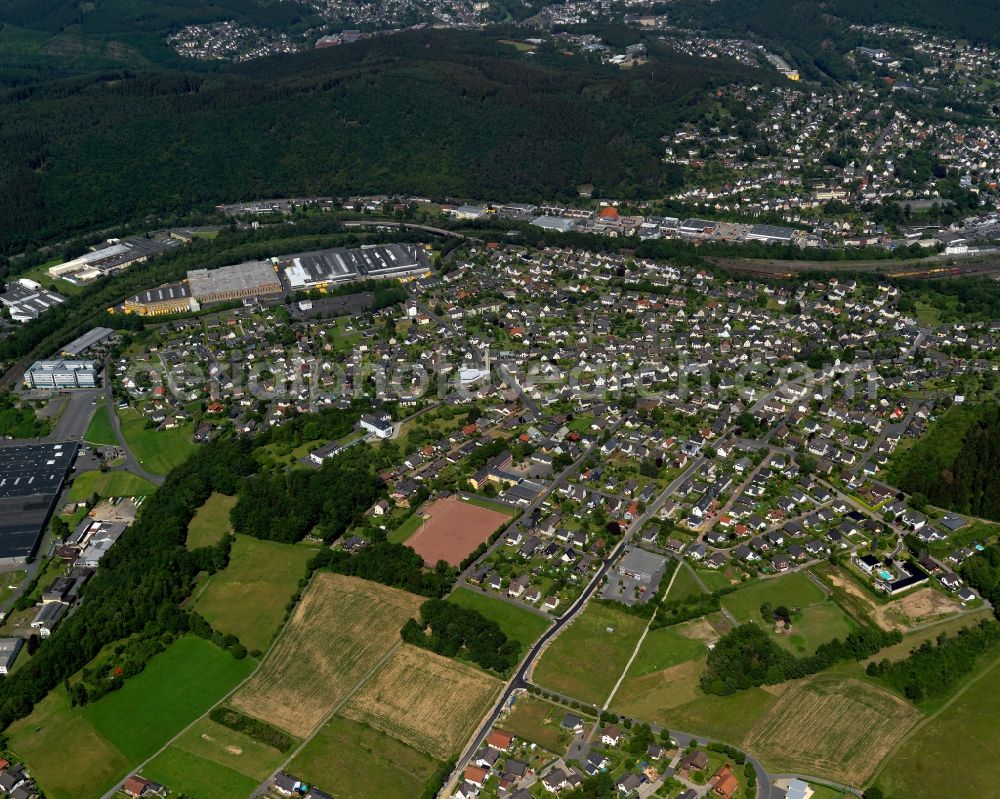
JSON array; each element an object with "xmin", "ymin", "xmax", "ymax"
[
  {"xmin": 229, "ymin": 572, "xmax": 423, "ymax": 738},
  {"xmin": 406, "ymin": 496, "xmax": 511, "ymax": 567},
  {"xmin": 341, "ymin": 644, "xmax": 502, "ymax": 759},
  {"xmin": 743, "ymin": 674, "xmax": 921, "ymax": 786}
]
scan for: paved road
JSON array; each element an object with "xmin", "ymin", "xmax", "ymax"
[
  {"xmin": 0, "ymin": 389, "xmax": 102, "ymax": 449},
  {"xmin": 102, "ymin": 358, "xmax": 165, "ymax": 486}
]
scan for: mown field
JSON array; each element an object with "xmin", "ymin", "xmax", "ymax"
[
  {"xmin": 8, "ymin": 638, "xmax": 252, "ymax": 799},
  {"xmin": 665, "ymin": 562, "xmax": 707, "ymax": 601},
  {"xmin": 143, "ymin": 746, "xmax": 258, "ymax": 799},
  {"xmin": 185, "ymin": 491, "xmax": 237, "ymax": 550},
  {"xmin": 877, "ymin": 657, "xmax": 1000, "ymax": 798},
  {"xmin": 341, "ymin": 643, "xmax": 502, "ymax": 760},
  {"xmin": 118, "ymin": 408, "xmax": 198, "ymax": 475},
  {"xmin": 66, "ymin": 469, "xmax": 157, "ymax": 502},
  {"xmin": 192, "ymin": 534, "xmax": 316, "ymax": 652},
  {"xmin": 448, "ymin": 587, "xmax": 550, "ymax": 654},
  {"xmin": 83, "ymin": 404, "xmax": 117, "ymax": 446},
  {"xmin": 533, "ymin": 601, "xmax": 648, "ymax": 706},
  {"xmin": 289, "ymin": 716, "xmax": 440, "ymax": 799},
  {"xmin": 743, "ymin": 675, "xmax": 922, "ymax": 787},
  {"xmin": 230, "ymin": 572, "xmax": 423, "ymax": 738}
]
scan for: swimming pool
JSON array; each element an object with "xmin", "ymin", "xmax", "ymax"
[{"xmin": 877, "ymin": 568, "xmax": 893, "ymax": 580}]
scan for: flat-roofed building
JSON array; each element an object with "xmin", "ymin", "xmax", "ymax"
[
  {"xmin": 24, "ymin": 360, "xmax": 98, "ymax": 390},
  {"xmin": 0, "ymin": 280, "xmax": 66, "ymax": 324},
  {"xmin": 48, "ymin": 237, "xmax": 177, "ymax": 284},
  {"xmin": 188, "ymin": 261, "xmax": 282, "ymax": 304},
  {"xmin": 60, "ymin": 327, "xmax": 115, "ymax": 357},
  {"xmin": 281, "ymin": 244, "xmax": 430, "ymax": 290},
  {"xmin": 531, "ymin": 215, "xmax": 576, "ymax": 233},
  {"xmin": 680, "ymin": 218, "xmax": 720, "ymax": 237},
  {"xmin": 0, "ymin": 638, "xmax": 23, "ymax": 674},
  {"xmin": 123, "ymin": 282, "xmax": 195, "ymax": 316},
  {"xmin": 746, "ymin": 224, "xmax": 798, "ymax": 244}
]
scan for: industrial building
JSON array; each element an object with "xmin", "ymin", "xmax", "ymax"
[
  {"xmin": 531, "ymin": 216, "xmax": 576, "ymax": 233},
  {"xmin": 47, "ymin": 237, "xmax": 178, "ymax": 284},
  {"xmin": 0, "ymin": 442, "xmax": 79, "ymax": 565},
  {"xmin": 123, "ymin": 282, "xmax": 195, "ymax": 316},
  {"xmin": 0, "ymin": 279, "xmax": 66, "ymax": 324},
  {"xmin": 60, "ymin": 327, "xmax": 115, "ymax": 357},
  {"xmin": 24, "ymin": 360, "xmax": 99, "ymax": 390},
  {"xmin": 281, "ymin": 244, "xmax": 431, "ymax": 291},
  {"xmin": 187, "ymin": 261, "xmax": 282, "ymax": 304},
  {"xmin": 0, "ymin": 638, "xmax": 23, "ymax": 674},
  {"xmin": 746, "ymin": 224, "xmax": 799, "ymax": 244}
]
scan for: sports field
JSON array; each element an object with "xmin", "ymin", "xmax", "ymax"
[
  {"xmin": 743, "ymin": 675, "xmax": 921, "ymax": 786},
  {"xmin": 448, "ymin": 587, "xmax": 550, "ymax": 652},
  {"xmin": 67, "ymin": 469, "xmax": 157, "ymax": 502},
  {"xmin": 192, "ymin": 534, "xmax": 316, "ymax": 652},
  {"xmin": 230, "ymin": 572, "xmax": 423, "ymax": 738},
  {"xmin": 406, "ymin": 496, "xmax": 511, "ymax": 566},
  {"xmin": 877, "ymin": 657, "xmax": 1000, "ymax": 798},
  {"xmin": 289, "ymin": 716, "xmax": 440, "ymax": 799},
  {"xmin": 81, "ymin": 637, "xmax": 255, "ymax": 762},
  {"xmin": 341, "ymin": 644, "xmax": 502, "ymax": 759},
  {"xmin": 185, "ymin": 492, "xmax": 237, "ymax": 549},
  {"xmin": 533, "ymin": 601, "xmax": 648, "ymax": 705}
]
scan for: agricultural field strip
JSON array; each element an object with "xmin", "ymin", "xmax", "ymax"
[
  {"xmin": 94, "ymin": 575, "xmax": 360, "ymax": 799},
  {"xmin": 870, "ymin": 652, "xmax": 1000, "ymax": 787},
  {"xmin": 247, "ymin": 641, "xmax": 408, "ymax": 798}
]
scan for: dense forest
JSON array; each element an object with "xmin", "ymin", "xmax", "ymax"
[
  {"xmin": 961, "ymin": 542, "xmax": 1000, "ymax": 617},
  {"xmin": 890, "ymin": 403, "xmax": 1000, "ymax": 521},
  {"xmin": 0, "ymin": 29, "xmax": 767, "ymax": 254}
]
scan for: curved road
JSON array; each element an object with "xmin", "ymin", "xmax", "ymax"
[{"xmin": 102, "ymin": 358, "xmax": 165, "ymax": 486}]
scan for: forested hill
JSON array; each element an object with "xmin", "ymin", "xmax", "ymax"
[{"xmin": 0, "ymin": 30, "xmax": 769, "ymax": 254}]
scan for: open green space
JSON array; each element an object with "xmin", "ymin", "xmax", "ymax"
[
  {"xmin": 288, "ymin": 715, "xmax": 440, "ymax": 799},
  {"xmin": 185, "ymin": 491, "xmax": 238, "ymax": 550},
  {"xmin": 388, "ymin": 513, "xmax": 424, "ymax": 544},
  {"xmin": 624, "ymin": 625, "xmax": 708, "ymax": 677},
  {"xmin": 721, "ymin": 572, "xmax": 827, "ymax": 622},
  {"xmin": 876, "ymin": 656, "xmax": 1000, "ymax": 798},
  {"xmin": 144, "ymin": 746, "xmax": 258, "ymax": 799},
  {"xmin": 694, "ymin": 567, "xmax": 739, "ymax": 593},
  {"xmin": 461, "ymin": 496, "xmax": 518, "ymax": 515},
  {"xmin": 533, "ymin": 601, "xmax": 648, "ymax": 705},
  {"xmin": 666, "ymin": 562, "xmax": 708, "ymax": 601},
  {"xmin": 118, "ymin": 408, "xmax": 198, "ymax": 475},
  {"xmin": 164, "ymin": 716, "xmax": 286, "ymax": 781},
  {"xmin": 773, "ymin": 601, "xmax": 857, "ymax": 656},
  {"xmin": 192, "ymin": 535, "xmax": 316, "ymax": 652},
  {"xmin": 83, "ymin": 404, "xmax": 117, "ymax": 446},
  {"xmin": 662, "ymin": 685, "xmax": 781, "ymax": 744},
  {"xmin": 66, "ymin": 469, "xmax": 157, "ymax": 502},
  {"xmin": 8, "ymin": 688, "xmax": 132, "ymax": 799},
  {"xmin": 449, "ymin": 587, "xmax": 550, "ymax": 653},
  {"xmin": 80, "ymin": 636, "xmax": 255, "ymax": 762},
  {"xmin": 502, "ymin": 694, "xmax": 585, "ymax": 753}
]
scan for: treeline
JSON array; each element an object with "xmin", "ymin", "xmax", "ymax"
[
  {"xmin": 701, "ymin": 623, "xmax": 901, "ymax": 695},
  {"xmin": 254, "ymin": 404, "xmax": 362, "ymax": 450},
  {"xmin": 230, "ymin": 445, "xmax": 382, "ymax": 543},
  {"xmin": 0, "ymin": 436, "xmax": 256, "ymax": 728},
  {"xmin": 209, "ymin": 706, "xmax": 297, "ymax": 753},
  {"xmin": 309, "ymin": 540, "xmax": 456, "ymax": 598},
  {"xmin": 866, "ymin": 620, "xmax": 1000, "ymax": 701},
  {"xmin": 891, "ymin": 403, "xmax": 1000, "ymax": 521},
  {"xmin": 401, "ymin": 598, "xmax": 520, "ymax": 673}
]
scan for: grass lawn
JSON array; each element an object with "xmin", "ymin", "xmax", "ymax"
[
  {"xmin": 876, "ymin": 656, "xmax": 1000, "ymax": 798},
  {"xmin": 168, "ymin": 717, "xmax": 287, "ymax": 781},
  {"xmin": 186, "ymin": 492, "xmax": 238, "ymax": 550},
  {"xmin": 666, "ymin": 563, "xmax": 707, "ymax": 601},
  {"xmin": 118, "ymin": 409, "xmax": 198, "ymax": 475},
  {"xmin": 388, "ymin": 513, "xmax": 424, "ymax": 544},
  {"xmin": 192, "ymin": 535, "xmax": 316, "ymax": 652},
  {"xmin": 624, "ymin": 625, "xmax": 708, "ymax": 678},
  {"xmin": 449, "ymin": 587, "xmax": 550, "ymax": 653},
  {"xmin": 81, "ymin": 636, "xmax": 255, "ymax": 762},
  {"xmin": 462, "ymin": 496, "xmax": 517, "ymax": 515},
  {"xmin": 83, "ymin": 405, "xmax": 117, "ymax": 446},
  {"xmin": 502, "ymin": 694, "xmax": 584, "ymax": 753},
  {"xmin": 67, "ymin": 469, "xmax": 157, "ymax": 502},
  {"xmin": 144, "ymin": 746, "xmax": 258, "ymax": 799},
  {"xmin": 289, "ymin": 716, "xmax": 439, "ymax": 799},
  {"xmin": 694, "ymin": 567, "xmax": 740, "ymax": 593},
  {"xmin": 533, "ymin": 601, "xmax": 648, "ymax": 706},
  {"xmin": 774, "ymin": 601, "xmax": 857, "ymax": 656},
  {"xmin": 721, "ymin": 572, "xmax": 826, "ymax": 622},
  {"xmin": 662, "ymin": 685, "xmax": 782, "ymax": 744},
  {"xmin": 8, "ymin": 689, "xmax": 132, "ymax": 799}
]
